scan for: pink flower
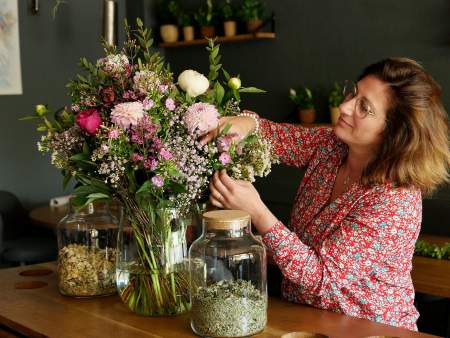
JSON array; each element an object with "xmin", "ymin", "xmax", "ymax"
[
  {"xmin": 151, "ymin": 175, "xmax": 164, "ymax": 187},
  {"xmin": 76, "ymin": 109, "xmax": 102, "ymax": 135},
  {"xmin": 235, "ymin": 144, "xmax": 243, "ymax": 156},
  {"xmin": 111, "ymin": 101, "xmax": 145, "ymax": 129},
  {"xmin": 108, "ymin": 129, "xmax": 120, "ymax": 139},
  {"xmin": 217, "ymin": 135, "xmax": 234, "ymax": 152},
  {"xmin": 160, "ymin": 148, "xmax": 173, "ymax": 160},
  {"xmin": 144, "ymin": 158, "xmax": 158, "ymax": 170},
  {"xmin": 131, "ymin": 153, "xmax": 144, "ymax": 162},
  {"xmin": 159, "ymin": 84, "xmax": 169, "ymax": 93},
  {"xmin": 71, "ymin": 104, "xmax": 80, "ymax": 112},
  {"xmin": 165, "ymin": 98, "xmax": 176, "ymax": 111},
  {"xmin": 142, "ymin": 98, "xmax": 155, "ymax": 110},
  {"xmin": 219, "ymin": 152, "xmax": 231, "ymax": 166},
  {"xmin": 183, "ymin": 102, "xmax": 219, "ymax": 135}
]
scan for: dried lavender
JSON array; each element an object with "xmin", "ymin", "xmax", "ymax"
[{"xmin": 191, "ymin": 280, "xmax": 267, "ymax": 337}]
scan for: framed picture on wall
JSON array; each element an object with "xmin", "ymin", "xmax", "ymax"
[{"xmin": 0, "ymin": 0, "xmax": 22, "ymax": 95}]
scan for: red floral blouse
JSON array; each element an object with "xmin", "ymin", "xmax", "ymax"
[{"xmin": 259, "ymin": 119, "xmax": 421, "ymax": 330}]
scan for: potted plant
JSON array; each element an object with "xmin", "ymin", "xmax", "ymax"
[
  {"xmin": 328, "ymin": 82, "xmax": 344, "ymax": 125},
  {"xmin": 220, "ymin": 0, "xmax": 237, "ymax": 37},
  {"xmin": 238, "ymin": 0, "xmax": 266, "ymax": 33},
  {"xmin": 179, "ymin": 10, "xmax": 195, "ymax": 41},
  {"xmin": 289, "ymin": 87, "xmax": 316, "ymax": 124},
  {"xmin": 158, "ymin": 0, "xmax": 180, "ymax": 43},
  {"xmin": 195, "ymin": 0, "xmax": 216, "ymax": 38}
]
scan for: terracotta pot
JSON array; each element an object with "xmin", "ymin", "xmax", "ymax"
[
  {"xmin": 182, "ymin": 26, "xmax": 195, "ymax": 41},
  {"xmin": 200, "ymin": 25, "xmax": 216, "ymax": 38},
  {"xmin": 246, "ymin": 19, "xmax": 263, "ymax": 33},
  {"xmin": 298, "ymin": 108, "xmax": 316, "ymax": 124},
  {"xmin": 223, "ymin": 21, "xmax": 237, "ymax": 37},
  {"xmin": 330, "ymin": 106, "xmax": 340, "ymax": 125},
  {"xmin": 160, "ymin": 24, "xmax": 179, "ymax": 43}
]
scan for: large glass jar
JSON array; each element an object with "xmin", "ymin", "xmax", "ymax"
[
  {"xmin": 56, "ymin": 200, "xmax": 119, "ymax": 297},
  {"xmin": 189, "ymin": 210, "xmax": 267, "ymax": 337}
]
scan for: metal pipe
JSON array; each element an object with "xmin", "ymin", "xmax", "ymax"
[{"xmin": 102, "ymin": 0, "xmax": 117, "ymax": 46}]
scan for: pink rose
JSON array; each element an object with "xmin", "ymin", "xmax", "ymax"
[
  {"xmin": 76, "ymin": 109, "xmax": 102, "ymax": 135},
  {"xmin": 219, "ymin": 152, "xmax": 231, "ymax": 166},
  {"xmin": 151, "ymin": 175, "xmax": 164, "ymax": 188}
]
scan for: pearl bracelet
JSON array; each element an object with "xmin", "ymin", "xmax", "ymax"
[{"xmin": 238, "ymin": 112, "xmax": 260, "ymax": 135}]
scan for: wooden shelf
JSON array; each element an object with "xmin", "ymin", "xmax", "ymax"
[{"xmin": 159, "ymin": 32, "xmax": 276, "ymax": 48}]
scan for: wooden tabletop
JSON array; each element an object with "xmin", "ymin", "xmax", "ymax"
[
  {"xmin": 0, "ymin": 262, "xmax": 438, "ymax": 338},
  {"xmin": 29, "ymin": 205, "xmax": 68, "ymax": 229}
]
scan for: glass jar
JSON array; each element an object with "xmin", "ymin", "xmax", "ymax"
[
  {"xmin": 189, "ymin": 210, "xmax": 267, "ymax": 337},
  {"xmin": 116, "ymin": 206, "xmax": 191, "ymax": 316},
  {"xmin": 56, "ymin": 200, "xmax": 119, "ymax": 297}
]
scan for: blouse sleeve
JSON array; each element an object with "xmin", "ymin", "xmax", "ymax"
[
  {"xmin": 259, "ymin": 117, "xmax": 335, "ymax": 168},
  {"xmin": 261, "ymin": 186, "xmax": 421, "ymax": 294}
]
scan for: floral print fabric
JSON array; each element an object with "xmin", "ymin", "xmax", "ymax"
[{"xmin": 259, "ymin": 119, "xmax": 421, "ymax": 330}]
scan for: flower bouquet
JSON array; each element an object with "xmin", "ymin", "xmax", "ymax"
[{"xmin": 23, "ymin": 19, "xmax": 277, "ymax": 316}]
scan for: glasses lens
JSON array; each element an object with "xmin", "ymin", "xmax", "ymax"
[{"xmin": 342, "ymin": 81, "xmax": 357, "ymax": 102}]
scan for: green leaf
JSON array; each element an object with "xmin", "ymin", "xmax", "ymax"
[
  {"xmin": 239, "ymin": 87, "xmax": 266, "ymax": 93},
  {"xmin": 222, "ymin": 69, "xmax": 231, "ymax": 81},
  {"xmin": 62, "ymin": 173, "xmax": 72, "ymax": 190},
  {"xmin": 86, "ymin": 192, "xmax": 110, "ymax": 200},
  {"xmin": 214, "ymin": 82, "xmax": 225, "ymax": 105},
  {"xmin": 19, "ymin": 115, "xmax": 39, "ymax": 121}
]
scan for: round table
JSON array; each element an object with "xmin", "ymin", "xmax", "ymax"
[{"xmin": 29, "ymin": 205, "xmax": 69, "ymax": 229}]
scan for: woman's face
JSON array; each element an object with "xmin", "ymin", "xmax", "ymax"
[{"xmin": 334, "ymin": 75, "xmax": 390, "ymax": 150}]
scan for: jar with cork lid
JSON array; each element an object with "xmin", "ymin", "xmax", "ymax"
[
  {"xmin": 56, "ymin": 199, "xmax": 119, "ymax": 298},
  {"xmin": 189, "ymin": 209, "xmax": 267, "ymax": 337}
]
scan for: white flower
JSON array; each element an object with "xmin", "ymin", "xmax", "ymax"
[
  {"xmin": 177, "ymin": 70, "xmax": 209, "ymax": 97},
  {"xmin": 289, "ymin": 88, "xmax": 297, "ymax": 97}
]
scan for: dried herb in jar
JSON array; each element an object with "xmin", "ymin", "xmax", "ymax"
[
  {"xmin": 191, "ymin": 279, "xmax": 267, "ymax": 337},
  {"xmin": 57, "ymin": 243, "xmax": 116, "ymax": 297}
]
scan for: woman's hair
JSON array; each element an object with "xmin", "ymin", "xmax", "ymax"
[{"xmin": 358, "ymin": 57, "xmax": 450, "ymax": 196}]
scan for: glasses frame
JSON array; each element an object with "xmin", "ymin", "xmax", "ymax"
[{"xmin": 342, "ymin": 80, "xmax": 377, "ymax": 119}]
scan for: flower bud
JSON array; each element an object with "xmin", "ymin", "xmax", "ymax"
[
  {"xmin": 228, "ymin": 77, "xmax": 241, "ymax": 90},
  {"xmin": 35, "ymin": 104, "xmax": 48, "ymax": 116}
]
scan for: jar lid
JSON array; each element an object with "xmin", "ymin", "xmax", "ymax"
[{"xmin": 203, "ymin": 210, "xmax": 250, "ymax": 230}]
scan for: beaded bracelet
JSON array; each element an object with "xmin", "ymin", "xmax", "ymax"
[{"xmin": 238, "ymin": 112, "xmax": 260, "ymax": 135}]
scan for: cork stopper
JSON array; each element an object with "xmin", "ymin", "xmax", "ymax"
[{"xmin": 203, "ymin": 210, "xmax": 250, "ymax": 230}]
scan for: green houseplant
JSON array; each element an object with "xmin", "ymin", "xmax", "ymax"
[
  {"xmin": 159, "ymin": 0, "xmax": 180, "ymax": 43},
  {"xmin": 220, "ymin": 0, "xmax": 237, "ymax": 37},
  {"xmin": 289, "ymin": 87, "xmax": 316, "ymax": 124},
  {"xmin": 238, "ymin": 0, "xmax": 266, "ymax": 33},
  {"xmin": 179, "ymin": 10, "xmax": 195, "ymax": 41},
  {"xmin": 328, "ymin": 82, "xmax": 344, "ymax": 125},
  {"xmin": 195, "ymin": 0, "xmax": 216, "ymax": 38}
]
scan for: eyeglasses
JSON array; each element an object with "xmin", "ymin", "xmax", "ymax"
[{"xmin": 342, "ymin": 81, "xmax": 376, "ymax": 119}]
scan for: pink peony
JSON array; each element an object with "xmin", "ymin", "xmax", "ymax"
[
  {"xmin": 111, "ymin": 101, "xmax": 145, "ymax": 129},
  {"xmin": 76, "ymin": 109, "xmax": 102, "ymax": 135},
  {"xmin": 165, "ymin": 98, "xmax": 176, "ymax": 111},
  {"xmin": 151, "ymin": 175, "xmax": 164, "ymax": 187},
  {"xmin": 219, "ymin": 152, "xmax": 231, "ymax": 166},
  {"xmin": 183, "ymin": 102, "xmax": 219, "ymax": 135}
]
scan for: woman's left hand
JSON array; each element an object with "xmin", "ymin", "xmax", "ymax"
[{"xmin": 209, "ymin": 170, "xmax": 278, "ymax": 235}]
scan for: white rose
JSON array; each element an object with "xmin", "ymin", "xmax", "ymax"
[{"xmin": 178, "ymin": 70, "xmax": 209, "ymax": 97}]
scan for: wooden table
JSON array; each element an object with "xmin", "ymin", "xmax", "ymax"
[
  {"xmin": 0, "ymin": 262, "xmax": 438, "ymax": 338},
  {"xmin": 29, "ymin": 205, "xmax": 68, "ymax": 229}
]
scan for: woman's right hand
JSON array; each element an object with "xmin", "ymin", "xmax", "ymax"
[{"xmin": 199, "ymin": 111, "xmax": 258, "ymax": 145}]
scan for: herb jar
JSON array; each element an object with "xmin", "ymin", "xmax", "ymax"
[
  {"xmin": 56, "ymin": 200, "xmax": 119, "ymax": 297},
  {"xmin": 189, "ymin": 210, "xmax": 267, "ymax": 337}
]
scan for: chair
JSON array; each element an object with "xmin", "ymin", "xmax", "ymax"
[{"xmin": 0, "ymin": 191, "xmax": 57, "ymax": 266}]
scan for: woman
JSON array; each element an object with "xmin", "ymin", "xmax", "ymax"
[{"xmin": 201, "ymin": 58, "xmax": 450, "ymax": 330}]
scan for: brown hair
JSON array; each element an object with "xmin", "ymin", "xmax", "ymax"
[{"xmin": 359, "ymin": 57, "xmax": 450, "ymax": 195}]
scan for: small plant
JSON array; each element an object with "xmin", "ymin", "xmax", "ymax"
[
  {"xmin": 179, "ymin": 10, "xmax": 194, "ymax": 27},
  {"xmin": 195, "ymin": 0, "xmax": 215, "ymax": 27},
  {"xmin": 238, "ymin": 0, "xmax": 266, "ymax": 21},
  {"xmin": 328, "ymin": 82, "xmax": 344, "ymax": 108},
  {"xmin": 158, "ymin": 0, "xmax": 180, "ymax": 25},
  {"xmin": 289, "ymin": 87, "xmax": 314, "ymax": 109},
  {"xmin": 220, "ymin": 0, "xmax": 234, "ymax": 21}
]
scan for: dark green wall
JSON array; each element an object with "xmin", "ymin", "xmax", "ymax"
[
  {"xmin": 0, "ymin": 0, "xmax": 126, "ymax": 208},
  {"xmin": 161, "ymin": 0, "xmax": 450, "ymax": 226}
]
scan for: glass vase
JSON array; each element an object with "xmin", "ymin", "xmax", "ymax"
[{"xmin": 116, "ymin": 205, "xmax": 191, "ymax": 316}]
